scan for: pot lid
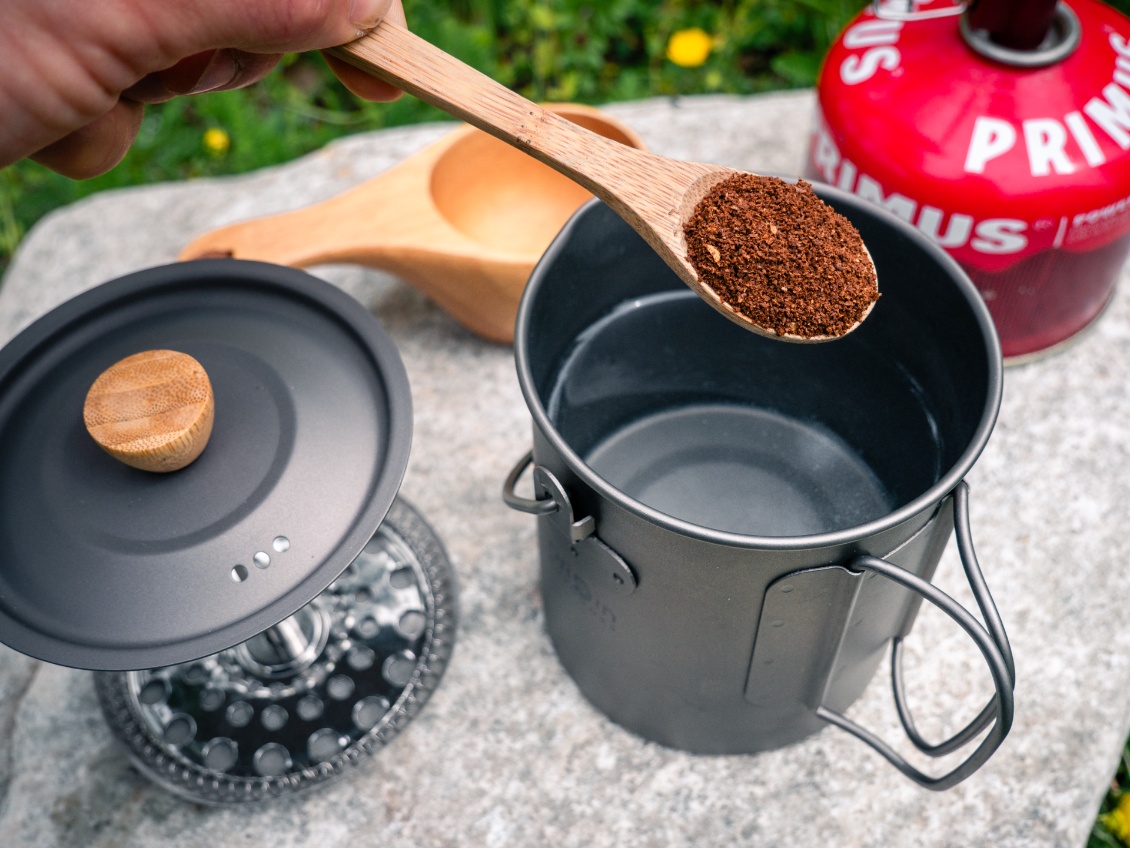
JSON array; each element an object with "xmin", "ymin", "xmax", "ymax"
[{"xmin": 0, "ymin": 260, "xmax": 412, "ymax": 671}]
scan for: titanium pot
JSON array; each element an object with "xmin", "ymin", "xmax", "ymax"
[{"xmin": 504, "ymin": 187, "xmax": 1014, "ymax": 791}]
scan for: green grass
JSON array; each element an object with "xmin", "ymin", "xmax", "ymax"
[{"xmin": 1095, "ymin": 749, "xmax": 1130, "ymax": 847}]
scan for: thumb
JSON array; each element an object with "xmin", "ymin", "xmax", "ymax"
[{"xmin": 163, "ymin": 0, "xmax": 394, "ymax": 57}]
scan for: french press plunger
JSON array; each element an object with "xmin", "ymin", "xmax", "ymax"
[{"xmin": 0, "ymin": 260, "xmax": 456, "ymax": 803}]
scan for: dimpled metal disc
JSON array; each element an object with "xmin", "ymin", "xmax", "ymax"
[{"xmin": 94, "ymin": 498, "xmax": 456, "ymax": 804}]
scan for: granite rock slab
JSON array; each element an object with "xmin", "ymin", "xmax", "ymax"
[{"xmin": 0, "ymin": 91, "xmax": 1128, "ymax": 847}]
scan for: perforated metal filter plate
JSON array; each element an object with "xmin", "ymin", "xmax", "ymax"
[{"xmin": 95, "ymin": 498, "xmax": 456, "ymax": 804}]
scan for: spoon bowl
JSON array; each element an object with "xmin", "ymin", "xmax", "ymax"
[{"xmin": 180, "ymin": 104, "xmax": 645, "ymax": 342}]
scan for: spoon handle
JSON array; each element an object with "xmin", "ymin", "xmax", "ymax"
[
  {"xmin": 180, "ymin": 152, "xmax": 439, "ymax": 267},
  {"xmin": 329, "ymin": 24, "xmax": 698, "ymax": 222}
]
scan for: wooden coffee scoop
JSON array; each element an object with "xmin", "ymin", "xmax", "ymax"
[
  {"xmin": 329, "ymin": 24, "xmax": 878, "ymax": 341},
  {"xmin": 84, "ymin": 350, "xmax": 214, "ymax": 472}
]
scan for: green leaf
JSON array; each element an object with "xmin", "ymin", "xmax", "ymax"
[{"xmin": 770, "ymin": 49, "xmax": 824, "ymax": 86}]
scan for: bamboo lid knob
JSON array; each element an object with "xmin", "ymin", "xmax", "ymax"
[{"xmin": 84, "ymin": 350, "xmax": 215, "ymax": 473}]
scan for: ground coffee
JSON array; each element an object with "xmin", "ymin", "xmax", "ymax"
[{"xmin": 683, "ymin": 175, "xmax": 879, "ymax": 338}]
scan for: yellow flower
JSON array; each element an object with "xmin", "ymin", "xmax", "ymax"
[
  {"xmin": 666, "ymin": 28, "xmax": 714, "ymax": 68},
  {"xmin": 1102, "ymin": 793, "xmax": 1130, "ymax": 844},
  {"xmin": 202, "ymin": 128, "xmax": 231, "ymax": 156}
]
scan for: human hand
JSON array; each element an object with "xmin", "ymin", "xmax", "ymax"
[{"xmin": 1, "ymin": 0, "xmax": 407, "ymax": 178}]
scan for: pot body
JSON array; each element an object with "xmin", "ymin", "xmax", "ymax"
[
  {"xmin": 810, "ymin": 0, "xmax": 1130, "ymax": 361},
  {"xmin": 532, "ymin": 437, "xmax": 957, "ymax": 753},
  {"xmin": 513, "ymin": 187, "xmax": 1002, "ymax": 754}
]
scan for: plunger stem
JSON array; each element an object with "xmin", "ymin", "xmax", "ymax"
[
  {"xmin": 240, "ymin": 606, "xmax": 328, "ymax": 677},
  {"xmin": 256, "ymin": 617, "xmax": 312, "ymax": 664}
]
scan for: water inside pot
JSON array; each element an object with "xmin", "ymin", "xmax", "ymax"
[{"xmin": 546, "ymin": 289, "xmax": 943, "ymax": 537}]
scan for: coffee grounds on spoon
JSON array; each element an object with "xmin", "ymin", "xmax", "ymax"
[{"xmin": 683, "ymin": 176, "xmax": 879, "ymax": 338}]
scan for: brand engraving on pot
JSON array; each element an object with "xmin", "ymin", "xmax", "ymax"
[
  {"xmin": 532, "ymin": 466, "xmax": 637, "ymax": 605},
  {"xmin": 554, "ymin": 551, "xmax": 618, "ymax": 632}
]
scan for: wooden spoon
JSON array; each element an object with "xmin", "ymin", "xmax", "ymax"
[
  {"xmin": 180, "ymin": 104, "xmax": 644, "ymax": 343},
  {"xmin": 328, "ymin": 23, "xmax": 878, "ymax": 342}
]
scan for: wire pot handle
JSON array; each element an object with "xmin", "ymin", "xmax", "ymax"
[
  {"xmin": 819, "ymin": 481, "xmax": 1015, "ymax": 790},
  {"xmin": 502, "ymin": 449, "xmax": 559, "ymax": 516},
  {"xmin": 506, "ymin": 451, "xmax": 1015, "ymax": 789}
]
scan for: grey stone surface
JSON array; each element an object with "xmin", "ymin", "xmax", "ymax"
[{"xmin": 0, "ymin": 90, "xmax": 1126, "ymax": 847}]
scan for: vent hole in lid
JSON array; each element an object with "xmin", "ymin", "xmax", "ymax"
[
  {"xmin": 383, "ymin": 652, "xmax": 417, "ymax": 687},
  {"xmin": 183, "ymin": 664, "xmax": 208, "ymax": 684},
  {"xmin": 346, "ymin": 646, "xmax": 376, "ymax": 671}
]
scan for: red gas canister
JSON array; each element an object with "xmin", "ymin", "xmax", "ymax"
[{"xmin": 809, "ymin": 0, "xmax": 1130, "ymax": 361}]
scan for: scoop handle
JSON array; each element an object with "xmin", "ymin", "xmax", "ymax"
[
  {"xmin": 328, "ymin": 22, "xmax": 725, "ymax": 257},
  {"xmin": 179, "ymin": 166, "xmax": 422, "ymax": 267},
  {"xmin": 330, "ymin": 25, "xmax": 642, "ymax": 201}
]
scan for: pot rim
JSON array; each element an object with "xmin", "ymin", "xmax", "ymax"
[{"xmin": 514, "ymin": 190, "xmax": 1003, "ymax": 551}]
